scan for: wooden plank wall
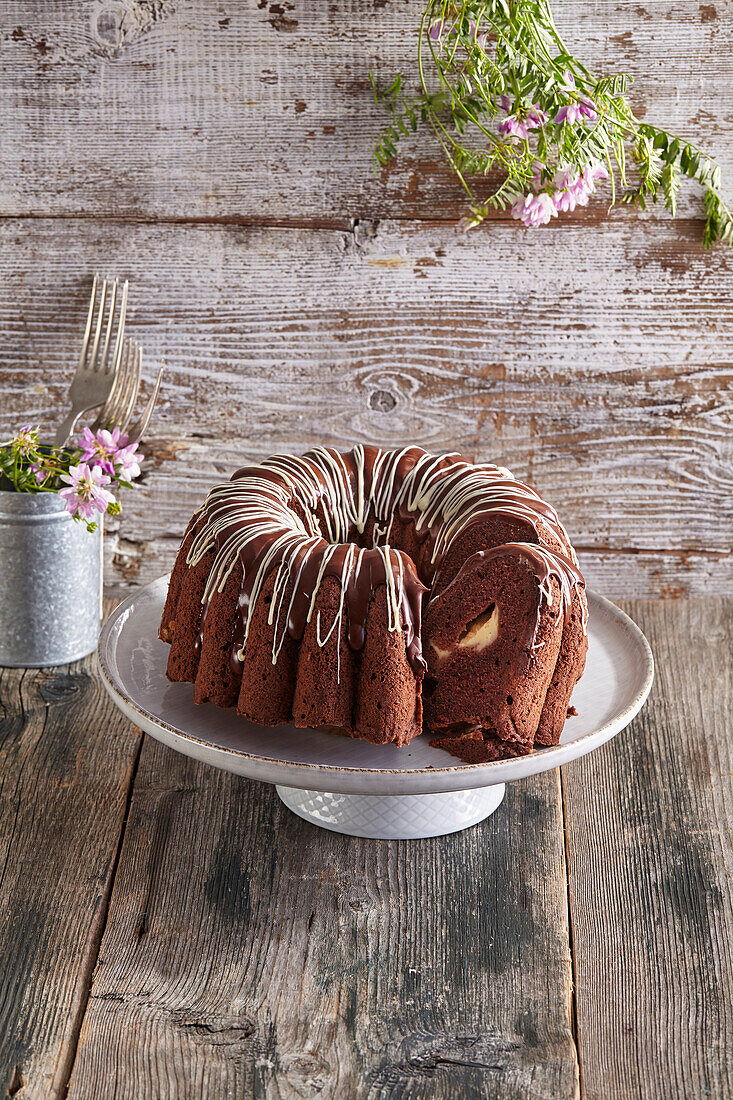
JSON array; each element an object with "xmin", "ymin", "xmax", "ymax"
[{"xmin": 1, "ymin": 0, "xmax": 731, "ymax": 598}]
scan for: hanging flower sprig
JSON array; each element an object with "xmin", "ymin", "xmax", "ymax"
[
  {"xmin": 370, "ymin": 0, "xmax": 732, "ymax": 245},
  {"xmin": 0, "ymin": 425, "xmax": 144, "ymax": 532}
]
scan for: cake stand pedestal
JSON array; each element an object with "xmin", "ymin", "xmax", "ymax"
[
  {"xmin": 97, "ymin": 578, "xmax": 654, "ymax": 842},
  {"xmin": 276, "ymin": 784, "xmax": 506, "ymax": 839}
]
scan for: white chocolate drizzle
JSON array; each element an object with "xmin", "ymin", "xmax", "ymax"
[{"xmin": 184, "ymin": 445, "xmax": 586, "ymax": 672}]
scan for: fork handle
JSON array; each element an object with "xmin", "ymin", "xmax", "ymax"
[{"xmin": 54, "ymin": 409, "xmax": 84, "ymax": 449}]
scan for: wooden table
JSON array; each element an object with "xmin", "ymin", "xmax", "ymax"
[{"xmin": 0, "ymin": 596, "xmax": 730, "ymax": 1099}]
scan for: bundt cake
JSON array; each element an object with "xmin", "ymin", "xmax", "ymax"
[{"xmin": 159, "ymin": 446, "xmax": 588, "ymax": 762}]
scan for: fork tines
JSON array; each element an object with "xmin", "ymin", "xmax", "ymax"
[{"xmin": 81, "ymin": 274, "xmax": 129, "ymax": 377}]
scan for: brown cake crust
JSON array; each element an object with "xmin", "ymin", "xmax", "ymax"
[
  {"xmin": 159, "ymin": 515, "xmax": 201, "ymax": 644},
  {"xmin": 237, "ymin": 570, "xmax": 301, "ymax": 725},
  {"xmin": 291, "ymin": 575, "xmax": 358, "ymax": 733},
  {"xmin": 193, "ymin": 558, "xmax": 244, "ymax": 708},
  {"xmin": 165, "ymin": 548, "xmax": 215, "ymax": 685},
  {"xmin": 429, "ymin": 729, "xmax": 535, "ymax": 764},
  {"xmin": 535, "ymin": 588, "xmax": 588, "ymax": 745},
  {"xmin": 354, "ymin": 584, "xmax": 423, "ymax": 746}
]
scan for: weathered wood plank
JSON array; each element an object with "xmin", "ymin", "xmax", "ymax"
[
  {"xmin": 67, "ymin": 747, "xmax": 578, "ymax": 1099},
  {"xmin": 562, "ymin": 598, "xmax": 733, "ymax": 1099},
  {"xmin": 0, "ymin": 0, "xmax": 731, "ymax": 221},
  {"xmin": 2, "ymin": 217, "xmax": 731, "ymax": 595},
  {"xmin": 0, "ymin": 619, "xmax": 143, "ymax": 1099}
]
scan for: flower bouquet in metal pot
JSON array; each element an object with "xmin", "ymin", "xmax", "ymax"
[
  {"xmin": 1, "ymin": 423, "xmax": 143, "ymax": 532},
  {"xmin": 0, "ymin": 277, "xmax": 163, "ymax": 668}
]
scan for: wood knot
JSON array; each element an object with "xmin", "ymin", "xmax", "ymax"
[
  {"xmin": 38, "ymin": 671, "xmax": 86, "ymax": 705},
  {"xmin": 281, "ymin": 1052, "xmax": 330, "ymax": 1093},
  {"xmin": 369, "ymin": 389, "xmax": 397, "ymax": 412},
  {"xmin": 93, "ymin": 1, "xmax": 176, "ymax": 52},
  {"xmin": 94, "ymin": 5, "xmax": 123, "ymax": 48}
]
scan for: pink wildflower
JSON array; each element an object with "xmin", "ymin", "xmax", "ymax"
[
  {"xmin": 556, "ymin": 97, "xmax": 597, "ymax": 125},
  {"xmin": 572, "ymin": 160, "xmax": 608, "ymax": 201},
  {"xmin": 429, "ymin": 17, "xmax": 459, "ymax": 41},
  {"xmin": 554, "ymin": 183, "xmax": 581, "ymax": 213},
  {"xmin": 511, "ymin": 192, "xmax": 558, "ymax": 228},
  {"xmin": 552, "ymin": 161, "xmax": 609, "ymax": 213},
  {"xmin": 466, "ymin": 19, "xmax": 489, "ymax": 47},
  {"xmin": 78, "ymin": 426, "xmax": 126, "ymax": 474},
  {"xmin": 10, "ymin": 425, "xmax": 37, "ymax": 457},
  {"xmin": 498, "ymin": 115, "xmax": 531, "ymax": 139},
  {"xmin": 583, "ymin": 160, "xmax": 609, "ymax": 185},
  {"xmin": 527, "ymin": 107, "xmax": 548, "ymax": 127},
  {"xmin": 498, "ymin": 106, "xmax": 546, "ymax": 139},
  {"xmin": 555, "ymin": 104, "xmax": 584, "ymax": 125},
  {"xmin": 578, "ymin": 96, "xmax": 597, "ymax": 121},
  {"xmin": 497, "ymin": 94, "xmax": 512, "ymax": 112},
  {"xmin": 116, "ymin": 441, "xmax": 144, "ymax": 481},
  {"xmin": 75, "ymin": 423, "xmax": 144, "ymax": 488},
  {"xmin": 59, "ymin": 463, "xmax": 116, "ymax": 520}
]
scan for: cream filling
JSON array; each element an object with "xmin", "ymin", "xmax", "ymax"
[
  {"xmin": 431, "ymin": 604, "xmax": 499, "ymax": 660},
  {"xmin": 459, "ymin": 604, "xmax": 499, "ymax": 650}
]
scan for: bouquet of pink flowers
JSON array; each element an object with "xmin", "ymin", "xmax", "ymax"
[
  {"xmin": 0, "ymin": 424, "xmax": 144, "ymax": 532},
  {"xmin": 371, "ymin": 0, "xmax": 730, "ymax": 244}
]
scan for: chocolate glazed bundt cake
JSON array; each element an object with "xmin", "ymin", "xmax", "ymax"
[{"xmin": 159, "ymin": 446, "xmax": 588, "ymax": 763}]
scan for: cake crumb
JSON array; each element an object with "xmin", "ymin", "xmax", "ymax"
[{"xmin": 567, "ymin": 705, "xmax": 578, "ymax": 717}]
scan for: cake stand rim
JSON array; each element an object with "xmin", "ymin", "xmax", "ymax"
[{"xmin": 98, "ymin": 575, "xmax": 654, "ymax": 796}]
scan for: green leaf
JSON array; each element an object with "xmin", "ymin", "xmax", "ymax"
[
  {"xmin": 661, "ymin": 161, "xmax": 680, "ymax": 216},
  {"xmin": 386, "ymin": 75, "xmax": 402, "ymax": 98}
]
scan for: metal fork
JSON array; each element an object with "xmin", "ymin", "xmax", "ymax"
[
  {"xmin": 90, "ymin": 340, "xmax": 141, "ymax": 435},
  {"xmin": 91, "ymin": 344, "xmax": 164, "ymax": 446},
  {"xmin": 126, "ymin": 362, "xmax": 164, "ymax": 445},
  {"xmin": 53, "ymin": 275, "xmax": 128, "ymax": 447}
]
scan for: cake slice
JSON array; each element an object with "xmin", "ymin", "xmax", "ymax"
[{"xmin": 424, "ymin": 543, "xmax": 576, "ymax": 762}]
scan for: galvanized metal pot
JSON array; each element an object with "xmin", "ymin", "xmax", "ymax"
[{"xmin": 0, "ymin": 491, "xmax": 103, "ymax": 667}]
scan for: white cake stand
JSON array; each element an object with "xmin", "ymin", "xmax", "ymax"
[{"xmin": 98, "ymin": 578, "xmax": 653, "ymax": 840}]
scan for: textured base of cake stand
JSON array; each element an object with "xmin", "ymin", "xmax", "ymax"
[{"xmin": 275, "ymin": 784, "xmax": 506, "ymax": 839}]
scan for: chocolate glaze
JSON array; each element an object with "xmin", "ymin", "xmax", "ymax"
[{"xmin": 188, "ymin": 446, "xmax": 586, "ymax": 679}]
